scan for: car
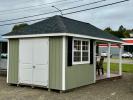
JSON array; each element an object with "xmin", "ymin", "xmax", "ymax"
[
  {"xmin": 101, "ymin": 52, "xmax": 112, "ymax": 58},
  {"xmin": 122, "ymin": 52, "xmax": 133, "ymax": 58}
]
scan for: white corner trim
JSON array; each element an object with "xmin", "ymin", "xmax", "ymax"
[
  {"xmin": 47, "ymin": 37, "xmax": 50, "ymax": 88},
  {"xmin": 7, "ymin": 40, "xmax": 9, "ymax": 83},
  {"xmin": 3, "ymin": 33, "xmax": 123, "ymax": 43},
  {"xmin": 62, "ymin": 36, "xmax": 66, "ymax": 90},
  {"xmin": 93, "ymin": 41, "xmax": 96, "ymax": 83}
]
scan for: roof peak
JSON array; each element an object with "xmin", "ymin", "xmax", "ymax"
[{"xmin": 3, "ymin": 15, "xmax": 122, "ymax": 42}]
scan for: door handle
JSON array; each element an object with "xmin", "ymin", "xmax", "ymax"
[{"xmin": 33, "ymin": 66, "xmax": 36, "ymax": 68}]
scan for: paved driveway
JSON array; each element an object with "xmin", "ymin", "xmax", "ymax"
[{"xmin": 0, "ymin": 73, "xmax": 133, "ymax": 100}]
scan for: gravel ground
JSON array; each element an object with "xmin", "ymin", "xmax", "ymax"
[
  {"xmin": 0, "ymin": 73, "xmax": 133, "ymax": 100},
  {"xmin": 0, "ymin": 59, "xmax": 7, "ymax": 69}
]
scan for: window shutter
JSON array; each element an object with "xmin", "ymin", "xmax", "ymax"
[
  {"xmin": 90, "ymin": 39, "xmax": 94, "ymax": 64},
  {"xmin": 67, "ymin": 36, "xmax": 73, "ymax": 66}
]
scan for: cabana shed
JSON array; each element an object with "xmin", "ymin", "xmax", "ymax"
[{"xmin": 3, "ymin": 15, "xmax": 123, "ymax": 91}]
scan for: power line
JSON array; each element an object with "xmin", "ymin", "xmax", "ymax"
[
  {"xmin": 0, "ymin": 0, "xmax": 107, "ymax": 23},
  {"xmin": 0, "ymin": 0, "xmax": 84, "ymax": 16},
  {"xmin": 61, "ymin": 0, "xmax": 107, "ymax": 11},
  {"xmin": 0, "ymin": 17, "xmax": 48, "ymax": 26},
  {"xmin": 0, "ymin": 0, "xmax": 72, "ymax": 13},
  {"xmin": 63, "ymin": 0, "xmax": 129, "ymax": 15},
  {"xmin": 0, "ymin": 0, "xmax": 129, "ymax": 27},
  {"xmin": 0, "ymin": 11, "xmax": 59, "ymax": 23}
]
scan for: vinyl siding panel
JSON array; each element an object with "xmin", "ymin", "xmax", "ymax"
[
  {"xmin": 65, "ymin": 37, "xmax": 95, "ymax": 90},
  {"xmin": 66, "ymin": 64, "xmax": 94, "ymax": 90},
  {"xmin": 49, "ymin": 37, "xmax": 62, "ymax": 90},
  {"xmin": 8, "ymin": 39, "xmax": 19, "ymax": 84}
]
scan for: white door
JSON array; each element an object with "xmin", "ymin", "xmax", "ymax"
[
  {"xmin": 19, "ymin": 38, "xmax": 49, "ymax": 86},
  {"xmin": 32, "ymin": 38, "xmax": 49, "ymax": 86},
  {"xmin": 19, "ymin": 39, "xmax": 33, "ymax": 84}
]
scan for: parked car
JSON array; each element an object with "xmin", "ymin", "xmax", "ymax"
[
  {"xmin": 101, "ymin": 52, "xmax": 112, "ymax": 58},
  {"xmin": 1, "ymin": 53, "xmax": 7, "ymax": 58},
  {"xmin": 122, "ymin": 52, "xmax": 133, "ymax": 58}
]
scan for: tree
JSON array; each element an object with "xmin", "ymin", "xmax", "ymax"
[
  {"xmin": 104, "ymin": 27, "xmax": 112, "ymax": 32},
  {"xmin": 123, "ymin": 31, "xmax": 130, "ymax": 38},
  {"xmin": 104, "ymin": 25, "xmax": 131, "ymax": 38},
  {"xmin": 12, "ymin": 23, "xmax": 29, "ymax": 32},
  {"xmin": 118, "ymin": 25, "xmax": 126, "ymax": 33}
]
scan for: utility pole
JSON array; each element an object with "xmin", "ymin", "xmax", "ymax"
[{"xmin": 52, "ymin": 6, "xmax": 63, "ymax": 16}]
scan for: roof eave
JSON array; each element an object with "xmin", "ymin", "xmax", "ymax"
[{"xmin": 3, "ymin": 33, "xmax": 123, "ymax": 44}]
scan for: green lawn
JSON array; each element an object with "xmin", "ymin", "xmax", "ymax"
[{"xmin": 103, "ymin": 63, "xmax": 133, "ymax": 73}]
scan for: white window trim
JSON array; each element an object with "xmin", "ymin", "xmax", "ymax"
[{"xmin": 72, "ymin": 38, "xmax": 90, "ymax": 65}]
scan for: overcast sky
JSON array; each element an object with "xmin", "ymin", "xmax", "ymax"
[{"xmin": 0, "ymin": 0, "xmax": 132, "ymax": 36}]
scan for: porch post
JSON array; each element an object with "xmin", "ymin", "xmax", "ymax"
[
  {"xmin": 0, "ymin": 42, "xmax": 2, "ymax": 61},
  {"xmin": 119, "ymin": 44, "xmax": 122, "ymax": 76},
  {"xmin": 107, "ymin": 43, "xmax": 111, "ymax": 78}
]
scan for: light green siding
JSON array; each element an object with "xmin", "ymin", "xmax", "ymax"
[
  {"xmin": 66, "ymin": 64, "xmax": 94, "ymax": 89},
  {"xmin": 8, "ymin": 37, "xmax": 63, "ymax": 90},
  {"xmin": 8, "ymin": 39, "xmax": 19, "ymax": 84},
  {"xmin": 49, "ymin": 37, "xmax": 62, "ymax": 90},
  {"xmin": 65, "ymin": 37, "xmax": 95, "ymax": 90},
  {"xmin": 7, "ymin": 36, "xmax": 94, "ymax": 90}
]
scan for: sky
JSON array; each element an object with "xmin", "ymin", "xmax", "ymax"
[{"xmin": 0, "ymin": 0, "xmax": 132, "ymax": 36}]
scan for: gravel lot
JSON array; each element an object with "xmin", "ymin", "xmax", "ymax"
[
  {"xmin": 0, "ymin": 59, "xmax": 7, "ymax": 70},
  {"xmin": 0, "ymin": 73, "xmax": 133, "ymax": 100}
]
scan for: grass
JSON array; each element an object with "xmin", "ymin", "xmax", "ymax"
[{"xmin": 103, "ymin": 63, "xmax": 133, "ymax": 73}]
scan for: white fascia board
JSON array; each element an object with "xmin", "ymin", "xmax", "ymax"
[
  {"xmin": 3, "ymin": 33, "xmax": 123, "ymax": 43},
  {"xmin": 2, "ymin": 33, "xmax": 67, "ymax": 39},
  {"xmin": 121, "ymin": 38, "xmax": 132, "ymax": 40},
  {"xmin": 67, "ymin": 33, "xmax": 123, "ymax": 44},
  {"xmin": 121, "ymin": 38, "xmax": 133, "ymax": 40},
  {"xmin": 122, "ymin": 43, "xmax": 133, "ymax": 45}
]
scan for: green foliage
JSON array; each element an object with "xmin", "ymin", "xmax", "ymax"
[
  {"xmin": 12, "ymin": 23, "xmax": 29, "ymax": 32},
  {"xmin": 103, "ymin": 63, "xmax": 133, "ymax": 73},
  {"xmin": 118, "ymin": 25, "xmax": 126, "ymax": 33},
  {"xmin": 104, "ymin": 25, "xmax": 132, "ymax": 38}
]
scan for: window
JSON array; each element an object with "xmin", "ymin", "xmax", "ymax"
[{"xmin": 73, "ymin": 38, "xmax": 90, "ymax": 64}]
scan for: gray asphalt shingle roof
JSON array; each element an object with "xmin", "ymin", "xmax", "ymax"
[{"xmin": 3, "ymin": 15, "xmax": 122, "ymax": 42}]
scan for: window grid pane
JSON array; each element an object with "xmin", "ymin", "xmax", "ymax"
[
  {"xmin": 82, "ymin": 41, "xmax": 88, "ymax": 51},
  {"xmin": 74, "ymin": 51, "xmax": 81, "ymax": 62},
  {"xmin": 73, "ymin": 39, "xmax": 89, "ymax": 63},
  {"xmin": 74, "ymin": 40, "xmax": 81, "ymax": 51},
  {"xmin": 82, "ymin": 41, "xmax": 89, "ymax": 62},
  {"xmin": 82, "ymin": 52, "xmax": 89, "ymax": 61}
]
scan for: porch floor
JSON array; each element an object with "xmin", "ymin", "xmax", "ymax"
[{"xmin": 96, "ymin": 73, "xmax": 122, "ymax": 81}]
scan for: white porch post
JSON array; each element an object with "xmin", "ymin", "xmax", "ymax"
[
  {"xmin": 119, "ymin": 44, "xmax": 122, "ymax": 76},
  {"xmin": 107, "ymin": 43, "xmax": 111, "ymax": 78}
]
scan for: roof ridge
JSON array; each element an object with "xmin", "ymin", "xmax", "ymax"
[{"xmin": 55, "ymin": 15, "xmax": 68, "ymax": 32}]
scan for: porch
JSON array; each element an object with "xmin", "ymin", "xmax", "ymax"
[
  {"xmin": 96, "ymin": 73, "xmax": 122, "ymax": 81},
  {"xmin": 94, "ymin": 41, "xmax": 123, "ymax": 81}
]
